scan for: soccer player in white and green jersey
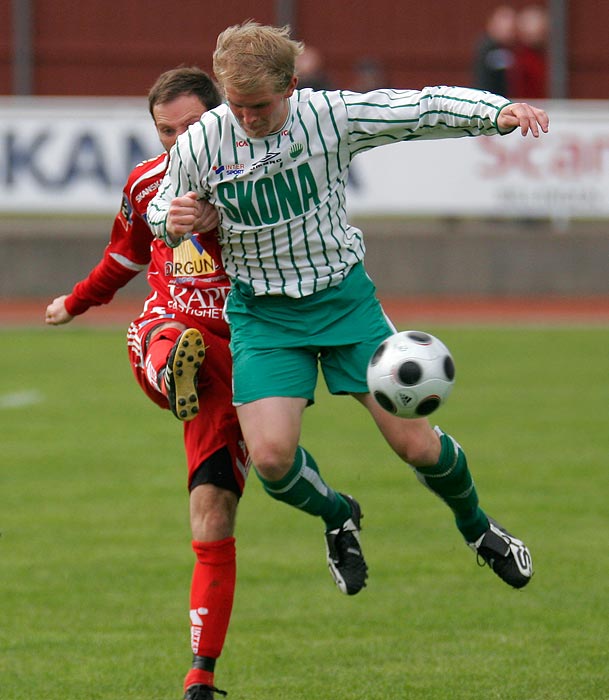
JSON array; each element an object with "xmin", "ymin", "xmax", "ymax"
[{"xmin": 148, "ymin": 21, "xmax": 548, "ymax": 599}]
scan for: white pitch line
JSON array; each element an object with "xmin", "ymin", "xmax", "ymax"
[{"xmin": 0, "ymin": 389, "xmax": 45, "ymax": 409}]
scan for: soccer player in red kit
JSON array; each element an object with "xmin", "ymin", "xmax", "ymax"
[{"xmin": 45, "ymin": 67, "xmax": 247, "ymax": 700}]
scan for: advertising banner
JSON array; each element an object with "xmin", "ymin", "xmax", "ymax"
[
  {"xmin": 347, "ymin": 101, "xmax": 608, "ymax": 220},
  {"xmin": 1, "ymin": 98, "xmax": 607, "ymax": 220},
  {"xmin": 0, "ymin": 98, "xmax": 159, "ymax": 213}
]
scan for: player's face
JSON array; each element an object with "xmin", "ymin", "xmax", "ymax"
[
  {"xmin": 152, "ymin": 94, "xmax": 208, "ymax": 152},
  {"xmin": 224, "ymin": 77, "xmax": 297, "ymax": 138}
]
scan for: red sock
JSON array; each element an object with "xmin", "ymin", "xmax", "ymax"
[
  {"xmin": 184, "ymin": 537, "xmax": 236, "ymax": 691},
  {"xmin": 184, "ymin": 667, "xmax": 215, "ymax": 692},
  {"xmin": 144, "ymin": 327, "xmax": 182, "ymax": 394}
]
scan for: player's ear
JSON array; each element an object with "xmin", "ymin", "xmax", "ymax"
[{"xmin": 284, "ymin": 75, "xmax": 298, "ymax": 97}]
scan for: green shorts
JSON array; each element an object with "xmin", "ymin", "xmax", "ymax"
[{"xmin": 226, "ymin": 263, "xmax": 395, "ymax": 404}]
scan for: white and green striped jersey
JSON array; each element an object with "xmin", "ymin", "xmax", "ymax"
[{"xmin": 147, "ymin": 85, "xmax": 510, "ymax": 298}]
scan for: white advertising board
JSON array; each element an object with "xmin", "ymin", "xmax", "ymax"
[
  {"xmin": 346, "ymin": 100, "xmax": 609, "ymax": 220},
  {"xmin": 0, "ymin": 97, "xmax": 607, "ymax": 219},
  {"xmin": 0, "ymin": 97, "xmax": 159, "ymax": 213}
]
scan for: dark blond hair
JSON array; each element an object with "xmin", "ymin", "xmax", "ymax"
[
  {"xmin": 213, "ymin": 21, "xmax": 304, "ymax": 94},
  {"xmin": 148, "ymin": 66, "xmax": 222, "ymax": 118}
]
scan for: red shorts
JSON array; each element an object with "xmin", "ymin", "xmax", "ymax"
[{"xmin": 127, "ymin": 310, "xmax": 248, "ymax": 494}]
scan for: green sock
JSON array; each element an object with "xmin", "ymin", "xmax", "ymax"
[
  {"xmin": 257, "ymin": 446, "xmax": 350, "ymax": 530},
  {"xmin": 414, "ymin": 430, "xmax": 489, "ymax": 542}
]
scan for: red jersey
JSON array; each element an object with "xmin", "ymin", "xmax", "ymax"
[
  {"xmin": 65, "ymin": 152, "xmax": 230, "ymax": 337},
  {"xmin": 510, "ymin": 46, "xmax": 547, "ymax": 100},
  {"xmin": 65, "ymin": 153, "xmax": 245, "ymax": 492}
]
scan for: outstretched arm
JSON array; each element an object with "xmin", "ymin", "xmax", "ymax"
[{"xmin": 45, "ymin": 196, "xmax": 151, "ymax": 324}]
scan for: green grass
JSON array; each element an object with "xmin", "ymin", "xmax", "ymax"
[{"xmin": 2, "ymin": 325, "xmax": 609, "ymax": 699}]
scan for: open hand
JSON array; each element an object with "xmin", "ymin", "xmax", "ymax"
[{"xmin": 497, "ymin": 102, "xmax": 549, "ymax": 137}]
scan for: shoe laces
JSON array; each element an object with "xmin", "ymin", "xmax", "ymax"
[{"xmin": 474, "ymin": 528, "xmax": 511, "ymax": 571}]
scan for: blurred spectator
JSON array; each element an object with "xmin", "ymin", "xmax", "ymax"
[
  {"xmin": 352, "ymin": 57, "xmax": 386, "ymax": 91},
  {"xmin": 296, "ymin": 45, "xmax": 333, "ymax": 89},
  {"xmin": 472, "ymin": 5, "xmax": 517, "ymax": 96},
  {"xmin": 511, "ymin": 4, "xmax": 548, "ymax": 98}
]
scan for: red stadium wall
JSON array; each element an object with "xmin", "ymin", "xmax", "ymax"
[{"xmin": 1, "ymin": 0, "xmax": 608, "ymax": 98}]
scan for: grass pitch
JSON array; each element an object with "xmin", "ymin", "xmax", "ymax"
[{"xmin": 1, "ymin": 325, "xmax": 608, "ymax": 699}]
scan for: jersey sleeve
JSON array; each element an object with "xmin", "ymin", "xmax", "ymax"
[
  {"xmin": 343, "ymin": 85, "xmax": 511, "ymax": 157},
  {"xmin": 64, "ymin": 190, "xmax": 152, "ymax": 316},
  {"xmin": 147, "ymin": 126, "xmax": 211, "ymax": 244}
]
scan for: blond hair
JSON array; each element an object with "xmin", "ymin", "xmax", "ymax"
[{"xmin": 213, "ymin": 21, "xmax": 304, "ymax": 94}]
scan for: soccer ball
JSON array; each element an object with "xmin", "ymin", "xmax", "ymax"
[{"xmin": 367, "ymin": 330, "xmax": 455, "ymax": 418}]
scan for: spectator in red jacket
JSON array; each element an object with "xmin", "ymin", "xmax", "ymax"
[{"xmin": 512, "ymin": 4, "xmax": 549, "ymax": 99}]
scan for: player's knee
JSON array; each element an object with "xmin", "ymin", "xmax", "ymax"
[
  {"xmin": 250, "ymin": 442, "xmax": 296, "ymax": 482},
  {"xmin": 190, "ymin": 485, "xmax": 238, "ymax": 540},
  {"xmin": 189, "ymin": 446, "xmax": 243, "ymax": 540},
  {"xmin": 201, "ymin": 501, "xmax": 236, "ymax": 536},
  {"xmin": 252, "ymin": 460, "xmax": 292, "ymax": 482}
]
